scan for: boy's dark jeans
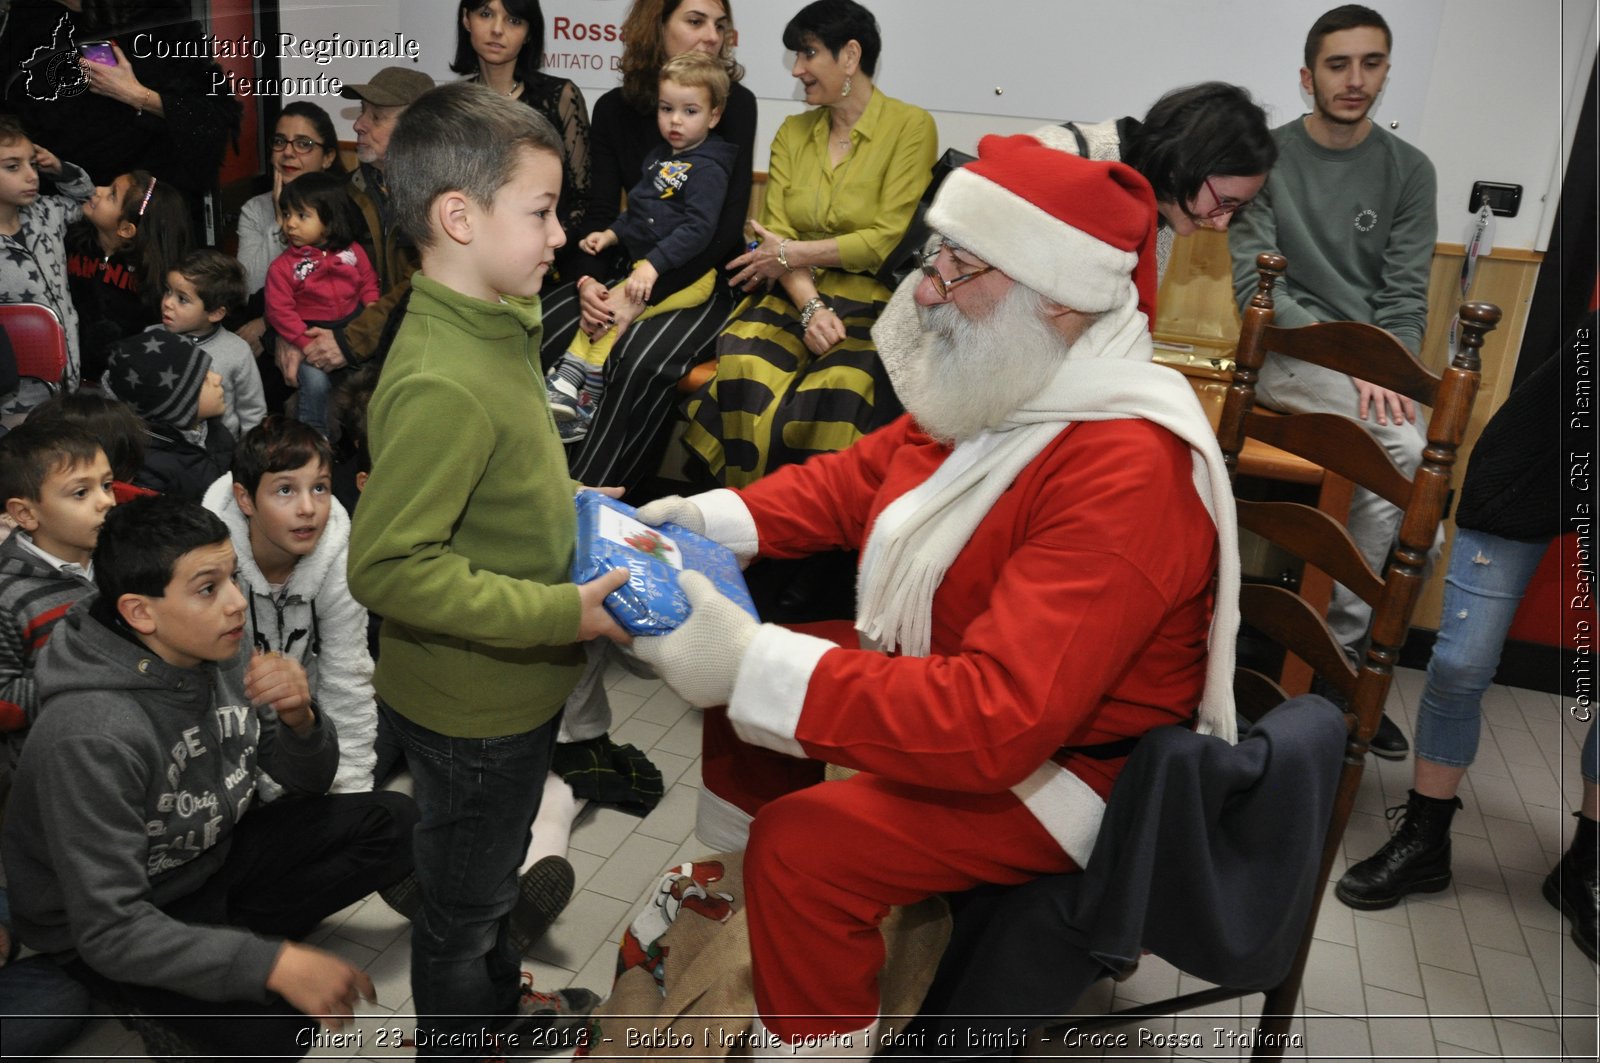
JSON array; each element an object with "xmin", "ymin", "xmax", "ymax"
[
  {"xmin": 62, "ymin": 790, "xmax": 418, "ymax": 1061},
  {"xmin": 378, "ymin": 701, "xmax": 558, "ymax": 1059}
]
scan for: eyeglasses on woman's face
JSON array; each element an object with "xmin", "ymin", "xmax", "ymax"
[{"xmin": 271, "ymin": 134, "xmax": 326, "ymax": 155}]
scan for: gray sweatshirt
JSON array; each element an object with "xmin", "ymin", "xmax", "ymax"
[{"xmin": 0, "ymin": 599, "xmax": 338, "ymax": 1003}]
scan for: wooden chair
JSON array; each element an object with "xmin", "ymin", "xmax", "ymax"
[
  {"xmin": 0, "ymin": 303, "xmax": 69, "ymax": 390},
  {"xmin": 1024, "ymin": 253, "xmax": 1499, "ymax": 1060}
]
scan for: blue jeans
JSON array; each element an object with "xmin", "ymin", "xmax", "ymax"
[
  {"xmin": 1415, "ymin": 529, "xmax": 1565, "ymax": 768},
  {"xmin": 0, "ymin": 887, "xmax": 91, "ymax": 1060},
  {"xmin": 379, "ymin": 702, "xmax": 558, "ymax": 1056},
  {"xmin": 295, "ymin": 362, "xmax": 332, "ymax": 437}
]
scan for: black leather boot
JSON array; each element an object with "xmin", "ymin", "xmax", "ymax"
[
  {"xmin": 1335, "ymin": 789, "xmax": 1460, "ymax": 910},
  {"xmin": 1543, "ymin": 813, "xmax": 1599, "ymax": 964}
]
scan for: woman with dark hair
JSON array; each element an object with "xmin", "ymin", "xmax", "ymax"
[
  {"xmin": 451, "ymin": 0, "xmax": 590, "ymax": 264},
  {"xmin": 0, "ymin": 1, "xmax": 240, "ymax": 205},
  {"xmin": 536, "ymin": 0, "xmax": 757, "ymax": 495},
  {"xmin": 682, "ymin": 0, "xmax": 937, "ymax": 488},
  {"xmin": 1047, "ymin": 80, "xmax": 1277, "ymax": 277},
  {"xmin": 235, "ymin": 102, "xmax": 347, "ymax": 297}
]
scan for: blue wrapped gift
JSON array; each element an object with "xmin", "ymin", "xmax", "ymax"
[{"xmin": 572, "ymin": 491, "xmax": 759, "ymax": 636}]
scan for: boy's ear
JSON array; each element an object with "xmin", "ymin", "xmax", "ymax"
[
  {"xmin": 231, "ymin": 480, "xmax": 256, "ymax": 518},
  {"xmin": 117, "ymin": 592, "xmax": 159, "ymax": 636},
  {"xmin": 434, "ymin": 190, "xmax": 475, "ymax": 246},
  {"xmin": 5, "ymin": 496, "xmax": 40, "ymax": 532},
  {"xmin": 708, "ymin": 106, "xmax": 723, "ymax": 130},
  {"xmin": 206, "ymin": 304, "xmax": 228, "ymax": 325}
]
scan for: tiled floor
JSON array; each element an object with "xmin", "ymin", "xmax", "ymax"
[{"xmin": 48, "ymin": 665, "xmax": 1600, "ymax": 1061}]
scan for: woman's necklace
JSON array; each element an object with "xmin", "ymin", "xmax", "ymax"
[{"xmin": 505, "ymin": 79, "xmax": 523, "ymax": 98}]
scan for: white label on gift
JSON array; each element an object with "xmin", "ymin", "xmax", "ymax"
[{"xmin": 597, "ymin": 505, "xmax": 685, "ymax": 570}]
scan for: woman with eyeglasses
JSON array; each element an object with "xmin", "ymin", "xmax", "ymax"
[
  {"xmin": 235, "ymin": 102, "xmax": 347, "ymax": 298},
  {"xmin": 682, "ymin": 0, "xmax": 937, "ymax": 489},
  {"xmin": 1046, "ymin": 81, "xmax": 1277, "ymax": 276}
]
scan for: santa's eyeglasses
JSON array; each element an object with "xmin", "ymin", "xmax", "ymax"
[{"xmin": 919, "ymin": 240, "xmax": 995, "ymax": 299}]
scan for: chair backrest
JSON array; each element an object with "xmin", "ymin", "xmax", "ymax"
[
  {"xmin": 1209, "ymin": 251, "xmax": 1499, "ymax": 1050},
  {"xmin": 1222, "ymin": 252, "xmax": 1500, "ymax": 731},
  {"xmin": 0, "ymin": 303, "xmax": 69, "ymax": 389}
]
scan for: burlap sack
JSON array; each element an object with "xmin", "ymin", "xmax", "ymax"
[{"xmin": 589, "ymin": 852, "xmax": 951, "ymax": 1059}]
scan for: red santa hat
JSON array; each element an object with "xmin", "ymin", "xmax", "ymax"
[{"xmin": 925, "ymin": 134, "xmax": 1159, "ymax": 329}]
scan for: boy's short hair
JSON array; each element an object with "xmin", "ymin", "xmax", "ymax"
[
  {"xmin": 174, "ymin": 249, "xmax": 248, "ymax": 316},
  {"xmin": 19, "ymin": 392, "xmax": 146, "ymax": 483},
  {"xmin": 0, "ymin": 115, "xmax": 28, "ymax": 147},
  {"xmin": 94, "ymin": 495, "xmax": 229, "ymax": 603},
  {"xmin": 0, "ymin": 419, "xmax": 104, "ymax": 505},
  {"xmin": 233, "ymin": 415, "xmax": 334, "ymax": 497},
  {"xmin": 386, "ymin": 82, "xmax": 564, "ymax": 250},
  {"xmin": 660, "ymin": 52, "xmax": 730, "ymax": 113}
]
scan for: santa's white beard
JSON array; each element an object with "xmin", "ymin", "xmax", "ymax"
[{"xmin": 901, "ymin": 285, "xmax": 1073, "ymax": 445}]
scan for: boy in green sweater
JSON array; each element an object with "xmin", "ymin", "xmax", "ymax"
[{"xmin": 347, "ymin": 82, "xmax": 629, "ymax": 1057}]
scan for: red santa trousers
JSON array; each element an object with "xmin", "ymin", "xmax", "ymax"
[
  {"xmin": 701, "ymin": 619, "xmax": 849, "ymax": 828},
  {"xmin": 743, "ymin": 770, "xmax": 1078, "ymax": 1041}
]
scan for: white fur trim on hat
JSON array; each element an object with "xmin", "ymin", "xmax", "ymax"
[{"xmin": 927, "ymin": 167, "xmax": 1139, "ymax": 314}]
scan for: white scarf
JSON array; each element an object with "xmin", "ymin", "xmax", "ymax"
[{"xmin": 858, "ymin": 297, "xmax": 1239, "ymax": 741}]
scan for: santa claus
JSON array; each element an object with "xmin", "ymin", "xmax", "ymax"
[{"xmin": 631, "ymin": 134, "xmax": 1241, "ymax": 1055}]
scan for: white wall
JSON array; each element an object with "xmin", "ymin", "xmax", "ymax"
[{"xmin": 271, "ymin": 0, "xmax": 1583, "ymax": 251}]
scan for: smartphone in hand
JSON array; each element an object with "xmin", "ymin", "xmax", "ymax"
[{"xmin": 79, "ymin": 42, "xmax": 117, "ymax": 66}]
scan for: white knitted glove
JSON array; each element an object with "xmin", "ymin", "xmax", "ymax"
[
  {"xmin": 630, "ymin": 571, "xmax": 757, "ymax": 708},
  {"xmin": 633, "ymin": 494, "xmax": 707, "ymax": 535}
]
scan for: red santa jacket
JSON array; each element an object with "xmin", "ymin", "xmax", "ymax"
[{"xmin": 702, "ymin": 413, "xmax": 1217, "ymax": 864}]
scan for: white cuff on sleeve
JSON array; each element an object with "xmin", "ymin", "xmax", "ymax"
[
  {"xmin": 726, "ymin": 624, "xmax": 833, "ymax": 757},
  {"xmin": 695, "ymin": 489, "xmax": 760, "ymax": 565},
  {"xmin": 1011, "ymin": 762, "xmax": 1107, "ymax": 869}
]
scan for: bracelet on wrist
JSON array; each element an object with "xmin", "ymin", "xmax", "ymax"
[
  {"xmin": 777, "ymin": 239, "xmax": 792, "ymax": 271},
  {"xmin": 799, "ymin": 296, "xmax": 828, "ymax": 329}
]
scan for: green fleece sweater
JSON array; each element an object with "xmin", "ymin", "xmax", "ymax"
[
  {"xmin": 348, "ymin": 272, "xmax": 583, "ymax": 738},
  {"xmin": 1229, "ymin": 118, "xmax": 1436, "ymax": 356}
]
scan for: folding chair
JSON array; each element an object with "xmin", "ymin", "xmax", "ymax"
[{"xmin": 0, "ymin": 302, "xmax": 69, "ymax": 390}]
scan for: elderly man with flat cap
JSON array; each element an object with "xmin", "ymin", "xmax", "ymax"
[
  {"xmin": 276, "ymin": 66, "xmax": 434, "ymax": 391},
  {"xmin": 629, "ymin": 136, "xmax": 1241, "ymax": 1056}
]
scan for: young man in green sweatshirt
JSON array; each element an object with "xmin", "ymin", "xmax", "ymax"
[
  {"xmin": 1229, "ymin": 3, "xmax": 1437, "ymax": 760},
  {"xmin": 347, "ymin": 82, "xmax": 629, "ymax": 1058}
]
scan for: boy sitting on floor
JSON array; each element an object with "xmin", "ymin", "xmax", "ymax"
[
  {"xmin": 204, "ymin": 415, "xmax": 377, "ymax": 793},
  {"xmin": 159, "ymin": 249, "xmax": 267, "ymax": 442},
  {"xmin": 0, "ymin": 420, "xmax": 114, "ymax": 788},
  {"xmin": 0, "ymin": 495, "xmax": 417, "ymax": 1059}
]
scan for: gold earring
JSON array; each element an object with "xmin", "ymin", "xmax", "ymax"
[{"xmin": 841, "ymin": 75, "xmax": 852, "ymax": 98}]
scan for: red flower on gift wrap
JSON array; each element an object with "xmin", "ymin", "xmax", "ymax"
[{"xmin": 623, "ymin": 529, "xmax": 676, "ymax": 563}]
